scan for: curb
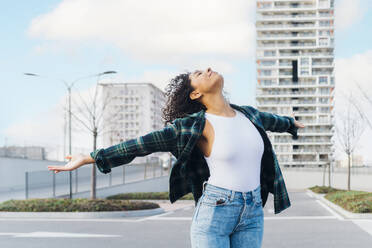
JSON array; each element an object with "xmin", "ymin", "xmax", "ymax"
[
  {"xmin": 306, "ymin": 189, "xmax": 372, "ymax": 219},
  {"xmin": 0, "ymin": 207, "xmax": 165, "ymax": 219}
]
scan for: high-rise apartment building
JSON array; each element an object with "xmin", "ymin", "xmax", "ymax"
[
  {"xmin": 255, "ymin": 0, "xmax": 335, "ymax": 168},
  {"xmin": 99, "ymin": 82, "xmax": 167, "ymax": 163}
]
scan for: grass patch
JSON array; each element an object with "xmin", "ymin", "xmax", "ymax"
[
  {"xmin": 0, "ymin": 198, "xmax": 160, "ymax": 212},
  {"xmin": 106, "ymin": 191, "xmax": 194, "ymax": 200},
  {"xmin": 309, "ymin": 185, "xmax": 345, "ymax": 194},
  {"xmin": 309, "ymin": 185, "xmax": 372, "ymax": 213}
]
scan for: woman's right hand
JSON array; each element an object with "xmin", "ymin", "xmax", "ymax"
[{"xmin": 47, "ymin": 154, "xmax": 88, "ymax": 173}]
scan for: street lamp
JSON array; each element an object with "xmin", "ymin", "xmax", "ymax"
[{"xmin": 24, "ymin": 71, "xmax": 117, "ymax": 199}]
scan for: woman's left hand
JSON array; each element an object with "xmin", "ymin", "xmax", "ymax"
[{"xmin": 290, "ymin": 112, "xmax": 305, "ymax": 128}]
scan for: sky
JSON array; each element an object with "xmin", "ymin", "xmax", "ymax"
[{"xmin": 1, "ymin": 0, "xmax": 372, "ymax": 163}]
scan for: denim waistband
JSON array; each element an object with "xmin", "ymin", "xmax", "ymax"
[{"xmin": 202, "ymin": 181, "xmax": 261, "ymax": 200}]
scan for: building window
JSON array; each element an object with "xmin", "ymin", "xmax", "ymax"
[
  {"xmin": 320, "ymin": 88, "xmax": 330, "ymax": 94},
  {"xmin": 300, "ymin": 57, "xmax": 309, "ymax": 65},
  {"xmin": 261, "ymin": 70, "xmax": 272, "ymax": 76},
  {"xmin": 319, "ymin": 37, "xmax": 328, "ymax": 46},
  {"xmin": 330, "ymin": 77, "xmax": 335, "ymax": 85},
  {"xmin": 319, "ymin": 30, "xmax": 330, "ymax": 36},
  {"xmin": 292, "ymin": 60, "xmax": 298, "ymax": 82},
  {"xmin": 319, "ymin": 0, "xmax": 329, "ymax": 8},
  {"xmin": 319, "ymin": 76, "xmax": 328, "ymax": 84},
  {"xmin": 264, "ymin": 50, "xmax": 276, "ymax": 57},
  {"xmin": 319, "ymin": 20, "xmax": 330, "ymax": 27},
  {"xmin": 261, "ymin": 60, "xmax": 276, "ymax": 66},
  {"xmin": 300, "ymin": 69, "xmax": 309, "ymax": 75}
]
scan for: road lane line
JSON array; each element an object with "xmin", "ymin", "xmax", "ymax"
[
  {"xmin": 315, "ymin": 199, "xmax": 345, "ymax": 220},
  {"xmin": 0, "ymin": 231, "xmax": 121, "ymax": 238}
]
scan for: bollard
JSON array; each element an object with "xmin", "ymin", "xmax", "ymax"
[
  {"xmin": 53, "ymin": 171, "xmax": 56, "ymax": 198},
  {"xmin": 25, "ymin": 171, "xmax": 28, "ymax": 200}
]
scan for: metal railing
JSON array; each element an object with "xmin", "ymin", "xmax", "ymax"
[{"xmin": 23, "ymin": 160, "xmax": 168, "ymax": 199}]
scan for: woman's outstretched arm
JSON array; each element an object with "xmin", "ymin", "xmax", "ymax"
[
  {"xmin": 90, "ymin": 123, "xmax": 179, "ymax": 174},
  {"xmin": 47, "ymin": 154, "xmax": 95, "ymax": 173},
  {"xmin": 48, "ymin": 122, "xmax": 179, "ymax": 174},
  {"xmin": 243, "ymin": 105, "xmax": 305, "ymax": 139}
]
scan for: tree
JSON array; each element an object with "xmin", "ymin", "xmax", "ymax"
[
  {"xmin": 62, "ymin": 80, "xmax": 123, "ymax": 199},
  {"xmin": 334, "ymin": 91, "xmax": 366, "ymax": 190},
  {"xmin": 353, "ymin": 80, "xmax": 372, "ymax": 130}
]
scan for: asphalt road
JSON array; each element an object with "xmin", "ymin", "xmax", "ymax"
[{"xmin": 0, "ymin": 190, "xmax": 371, "ymax": 248}]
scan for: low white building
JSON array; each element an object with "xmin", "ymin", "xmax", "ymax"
[{"xmin": 99, "ymin": 82, "xmax": 167, "ymax": 164}]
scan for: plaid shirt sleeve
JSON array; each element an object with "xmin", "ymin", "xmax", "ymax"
[
  {"xmin": 258, "ymin": 110, "xmax": 299, "ymax": 140},
  {"xmin": 90, "ymin": 121, "xmax": 179, "ymax": 174}
]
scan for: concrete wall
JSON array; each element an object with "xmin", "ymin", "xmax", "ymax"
[{"xmin": 282, "ymin": 167, "xmax": 372, "ymax": 192}]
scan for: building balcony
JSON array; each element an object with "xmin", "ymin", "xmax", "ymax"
[
  {"xmin": 257, "ymin": 81, "xmax": 320, "ymax": 87},
  {"xmin": 276, "ymin": 51, "xmax": 334, "ymax": 57},
  {"xmin": 257, "ymin": 102, "xmax": 334, "ymax": 108},
  {"xmin": 312, "ymin": 62, "xmax": 334, "ymax": 67},
  {"xmin": 257, "ymin": 13, "xmax": 334, "ymax": 21},
  {"xmin": 272, "ymin": 141, "xmax": 334, "ymax": 146},
  {"xmin": 257, "ymin": 6, "xmax": 317, "ymax": 12},
  {"xmin": 257, "ymin": 32, "xmax": 317, "ymax": 39},
  {"xmin": 276, "ymin": 149, "xmax": 333, "ymax": 154},
  {"xmin": 257, "ymin": 42, "xmax": 317, "ymax": 48},
  {"xmin": 256, "ymin": 93, "xmax": 329, "ymax": 98},
  {"xmin": 256, "ymin": 24, "xmax": 320, "ymax": 30}
]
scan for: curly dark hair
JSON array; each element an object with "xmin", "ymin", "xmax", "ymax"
[{"xmin": 161, "ymin": 70, "xmax": 230, "ymax": 126}]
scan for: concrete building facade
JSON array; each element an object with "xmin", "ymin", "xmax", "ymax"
[
  {"xmin": 99, "ymin": 82, "xmax": 167, "ymax": 163},
  {"xmin": 255, "ymin": 0, "xmax": 336, "ymax": 168}
]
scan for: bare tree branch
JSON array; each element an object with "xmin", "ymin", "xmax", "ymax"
[
  {"xmin": 353, "ymin": 80, "xmax": 372, "ymax": 130},
  {"xmin": 62, "ymin": 105, "xmax": 93, "ymax": 132},
  {"xmin": 335, "ymin": 91, "xmax": 366, "ymax": 155},
  {"xmin": 71, "ymin": 84, "xmax": 94, "ymax": 121}
]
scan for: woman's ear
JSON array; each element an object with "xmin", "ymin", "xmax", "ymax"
[{"xmin": 190, "ymin": 90, "xmax": 201, "ymax": 101}]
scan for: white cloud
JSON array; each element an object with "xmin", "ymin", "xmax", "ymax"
[
  {"xmin": 335, "ymin": 0, "xmax": 366, "ymax": 31},
  {"xmin": 27, "ymin": 0, "xmax": 256, "ymax": 65},
  {"xmin": 334, "ymin": 50, "xmax": 372, "ymax": 163}
]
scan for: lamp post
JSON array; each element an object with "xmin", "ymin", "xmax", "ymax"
[{"xmin": 24, "ymin": 71, "xmax": 117, "ymax": 199}]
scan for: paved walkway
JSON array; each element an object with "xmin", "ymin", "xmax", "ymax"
[{"xmin": 1, "ymin": 190, "xmax": 372, "ymax": 248}]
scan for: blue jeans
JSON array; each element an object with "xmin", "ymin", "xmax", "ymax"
[{"xmin": 190, "ymin": 182, "xmax": 264, "ymax": 248}]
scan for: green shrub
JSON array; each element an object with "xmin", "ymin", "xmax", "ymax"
[{"xmin": 0, "ymin": 198, "xmax": 160, "ymax": 212}]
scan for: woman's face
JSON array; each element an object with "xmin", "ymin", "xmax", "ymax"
[{"xmin": 189, "ymin": 67, "xmax": 224, "ymax": 101}]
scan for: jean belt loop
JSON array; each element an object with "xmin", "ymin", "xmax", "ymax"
[
  {"xmin": 231, "ymin": 189, "xmax": 235, "ymax": 201},
  {"xmin": 202, "ymin": 181, "xmax": 207, "ymax": 193}
]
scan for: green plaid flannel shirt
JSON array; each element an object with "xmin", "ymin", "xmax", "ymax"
[{"xmin": 90, "ymin": 103, "xmax": 298, "ymax": 214}]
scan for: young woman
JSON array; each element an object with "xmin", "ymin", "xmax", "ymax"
[{"xmin": 48, "ymin": 67, "xmax": 305, "ymax": 248}]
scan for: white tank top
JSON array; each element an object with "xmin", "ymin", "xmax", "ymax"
[{"xmin": 204, "ymin": 109, "xmax": 264, "ymax": 192}]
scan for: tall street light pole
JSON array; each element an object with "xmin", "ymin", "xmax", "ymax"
[{"xmin": 24, "ymin": 71, "xmax": 117, "ymax": 199}]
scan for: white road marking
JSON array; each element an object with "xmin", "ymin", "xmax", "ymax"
[
  {"xmin": 0, "ymin": 231, "xmax": 121, "ymax": 238},
  {"xmin": 306, "ymin": 192, "xmax": 314, "ymax": 198},
  {"xmin": 315, "ymin": 199, "xmax": 345, "ymax": 220},
  {"xmin": 0, "ymin": 218, "xmax": 141, "ymax": 222},
  {"xmin": 138, "ymin": 210, "xmax": 175, "ymax": 221},
  {"xmin": 350, "ymin": 220, "xmax": 372, "ymax": 236},
  {"xmin": 263, "ymin": 216, "xmax": 337, "ymax": 220}
]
